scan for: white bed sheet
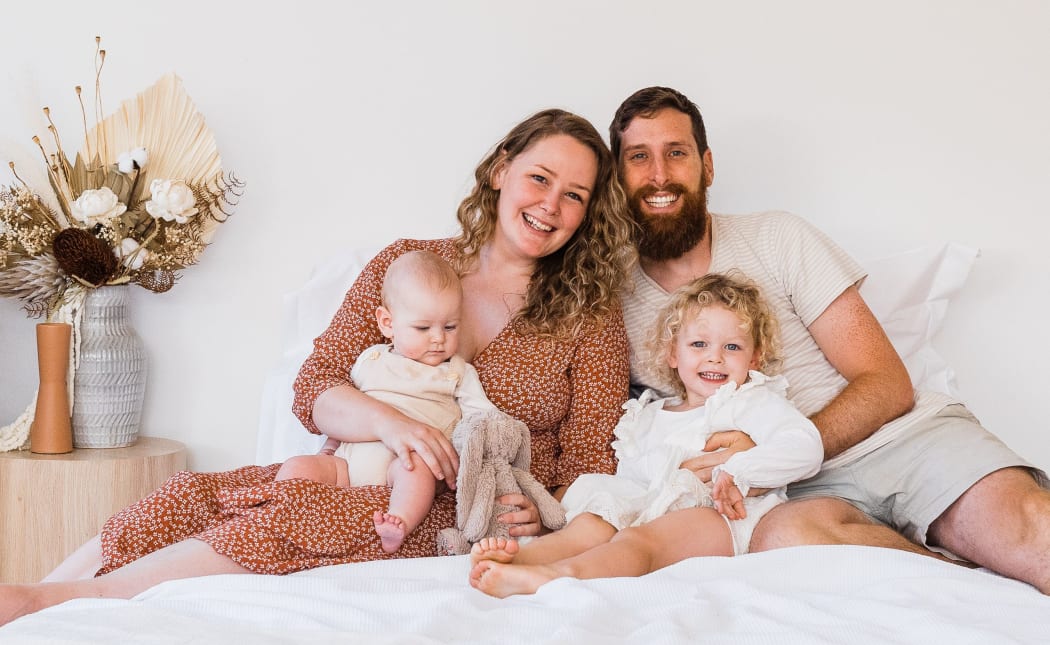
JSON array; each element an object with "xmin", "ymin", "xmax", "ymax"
[{"xmin": 2, "ymin": 545, "xmax": 1047, "ymax": 644}]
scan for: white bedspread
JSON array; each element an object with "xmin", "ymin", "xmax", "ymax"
[{"xmin": 3, "ymin": 545, "xmax": 1047, "ymax": 644}]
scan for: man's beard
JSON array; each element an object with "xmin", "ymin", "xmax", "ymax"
[{"xmin": 629, "ymin": 181, "xmax": 708, "ymax": 261}]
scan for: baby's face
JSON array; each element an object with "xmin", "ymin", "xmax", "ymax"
[
  {"xmin": 668, "ymin": 303, "xmax": 759, "ymax": 407},
  {"xmin": 382, "ymin": 284, "xmax": 462, "ymax": 366}
]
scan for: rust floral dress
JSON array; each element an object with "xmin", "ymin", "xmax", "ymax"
[{"xmin": 98, "ymin": 239, "xmax": 629, "ymax": 575}]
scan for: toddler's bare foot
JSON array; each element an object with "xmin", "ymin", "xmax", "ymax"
[
  {"xmin": 373, "ymin": 511, "xmax": 407, "ymax": 553},
  {"xmin": 469, "ymin": 536, "xmax": 520, "ymax": 568},
  {"xmin": 469, "ymin": 561, "xmax": 561, "ymax": 598}
]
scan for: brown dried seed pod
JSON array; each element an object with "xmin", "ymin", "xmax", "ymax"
[
  {"xmin": 52, "ymin": 228, "xmax": 117, "ymax": 286},
  {"xmin": 134, "ymin": 268, "xmax": 177, "ymax": 293}
]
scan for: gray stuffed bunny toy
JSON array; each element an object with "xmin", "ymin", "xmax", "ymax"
[{"xmin": 437, "ymin": 409, "xmax": 566, "ymax": 556}]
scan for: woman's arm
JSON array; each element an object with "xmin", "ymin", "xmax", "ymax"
[{"xmin": 313, "ymin": 384, "xmax": 459, "ymax": 482}]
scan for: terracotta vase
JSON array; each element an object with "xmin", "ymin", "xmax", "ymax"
[
  {"xmin": 72, "ymin": 284, "xmax": 147, "ymax": 448},
  {"xmin": 30, "ymin": 322, "xmax": 74, "ymax": 454}
]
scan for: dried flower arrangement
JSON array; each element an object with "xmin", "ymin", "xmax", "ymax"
[{"xmin": 0, "ymin": 37, "xmax": 244, "ymax": 318}]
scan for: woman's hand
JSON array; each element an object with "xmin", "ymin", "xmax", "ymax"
[
  {"xmin": 680, "ymin": 430, "xmax": 756, "ymax": 484},
  {"xmin": 375, "ymin": 415, "xmax": 460, "ymax": 488},
  {"xmin": 313, "ymin": 386, "xmax": 459, "ymax": 486},
  {"xmin": 495, "ymin": 493, "xmax": 543, "ymax": 537}
]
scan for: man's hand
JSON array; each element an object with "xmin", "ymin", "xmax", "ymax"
[
  {"xmin": 680, "ymin": 430, "xmax": 756, "ymax": 484},
  {"xmin": 712, "ymin": 471, "xmax": 747, "ymax": 520}
]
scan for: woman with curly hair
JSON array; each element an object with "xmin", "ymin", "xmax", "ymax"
[{"xmin": 0, "ymin": 108, "xmax": 636, "ymax": 625}]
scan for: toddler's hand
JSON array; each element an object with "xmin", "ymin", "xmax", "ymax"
[{"xmin": 712, "ymin": 471, "xmax": 747, "ymax": 520}]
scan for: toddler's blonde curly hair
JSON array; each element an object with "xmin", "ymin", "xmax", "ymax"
[{"xmin": 644, "ymin": 272, "xmax": 782, "ymax": 398}]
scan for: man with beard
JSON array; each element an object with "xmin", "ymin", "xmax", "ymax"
[{"xmin": 612, "ymin": 86, "xmax": 1050, "ymax": 593}]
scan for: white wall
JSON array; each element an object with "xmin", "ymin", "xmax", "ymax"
[{"xmin": 2, "ymin": 0, "xmax": 1047, "ymax": 472}]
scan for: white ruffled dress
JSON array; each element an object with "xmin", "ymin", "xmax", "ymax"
[{"xmin": 561, "ymin": 371, "xmax": 823, "ymax": 531}]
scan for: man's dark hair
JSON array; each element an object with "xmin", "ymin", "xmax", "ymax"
[{"xmin": 609, "ymin": 86, "xmax": 708, "ymax": 161}]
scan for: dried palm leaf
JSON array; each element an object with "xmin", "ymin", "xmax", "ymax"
[{"xmin": 81, "ymin": 73, "xmax": 226, "ymax": 243}]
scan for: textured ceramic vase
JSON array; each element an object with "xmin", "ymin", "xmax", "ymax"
[
  {"xmin": 30, "ymin": 322, "xmax": 74, "ymax": 454},
  {"xmin": 72, "ymin": 285, "xmax": 147, "ymax": 448}
]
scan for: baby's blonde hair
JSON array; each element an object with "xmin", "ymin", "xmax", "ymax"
[
  {"xmin": 381, "ymin": 250, "xmax": 462, "ymax": 310},
  {"xmin": 644, "ymin": 272, "xmax": 782, "ymax": 398}
]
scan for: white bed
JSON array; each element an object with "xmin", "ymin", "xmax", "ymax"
[
  {"xmin": 3, "ymin": 546, "xmax": 1047, "ymax": 644},
  {"xmin": 3, "ymin": 242, "xmax": 1049, "ymax": 644}
]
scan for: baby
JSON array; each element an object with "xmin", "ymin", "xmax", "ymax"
[{"xmin": 277, "ymin": 250, "xmax": 495, "ymax": 553}]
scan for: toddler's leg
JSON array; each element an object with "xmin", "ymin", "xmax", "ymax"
[
  {"xmin": 274, "ymin": 455, "xmax": 351, "ymax": 488},
  {"xmin": 374, "ymin": 453, "xmax": 436, "ymax": 553},
  {"xmin": 472, "ymin": 506, "xmax": 732, "ymax": 598},
  {"xmin": 470, "ymin": 512, "xmax": 616, "ymax": 570}
]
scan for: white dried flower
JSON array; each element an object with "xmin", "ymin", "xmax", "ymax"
[
  {"xmin": 145, "ymin": 179, "xmax": 199, "ymax": 224},
  {"xmin": 70, "ymin": 187, "xmax": 127, "ymax": 226},
  {"xmin": 116, "ymin": 147, "xmax": 148, "ymax": 174},
  {"xmin": 114, "ymin": 237, "xmax": 149, "ymax": 270}
]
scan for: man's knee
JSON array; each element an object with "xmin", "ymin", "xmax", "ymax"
[{"xmin": 933, "ymin": 467, "xmax": 1049, "ymax": 544}]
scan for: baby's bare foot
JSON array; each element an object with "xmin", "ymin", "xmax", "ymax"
[
  {"xmin": 374, "ymin": 511, "xmax": 407, "ymax": 554},
  {"xmin": 469, "ymin": 536, "xmax": 520, "ymax": 568},
  {"xmin": 469, "ymin": 561, "xmax": 558, "ymax": 598}
]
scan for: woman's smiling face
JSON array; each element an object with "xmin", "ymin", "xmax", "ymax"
[{"xmin": 490, "ymin": 133, "xmax": 597, "ymax": 262}]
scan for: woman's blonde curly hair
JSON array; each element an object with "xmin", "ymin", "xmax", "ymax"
[
  {"xmin": 452, "ymin": 108, "xmax": 636, "ymax": 338},
  {"xmin": 644, "ymin": 272, "xmax": 783, "ymax": 398}
]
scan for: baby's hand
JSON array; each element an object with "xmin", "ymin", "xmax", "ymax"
[{"xmin": 712, "ymin": 471, "xmax": 747, "ymax": 520}]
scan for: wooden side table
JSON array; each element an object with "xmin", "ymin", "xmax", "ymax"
[{"xmin": 0, "ymin": 436, "xmax": 187, "ymax": 583}]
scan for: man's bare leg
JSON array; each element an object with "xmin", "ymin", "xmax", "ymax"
[
  {"xmin": 749, "ymin": 497, "xmax": 957, "ymax": 563},
  {"xmin": 0, "ymin": 538, "xmax": 251, "ymax": 626},
  {"xmin": 928, "ymin": 467, "xmax": 1050, "ymax": 594},
  {"xmin": 472, "ymin": 507, "xmax": 732, "ymax": 598}
]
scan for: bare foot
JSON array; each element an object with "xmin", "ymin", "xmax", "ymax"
[
  {"xmin": 469, "ymin": 536, "xmax": 520, "ymax": 569},
  {"xmin": 373, "ymin": 511, "xmax": 407, "ymax": 554},
  {"xmin": 469, "ymin": 561, "xmax": 560, "ymax": 598}
]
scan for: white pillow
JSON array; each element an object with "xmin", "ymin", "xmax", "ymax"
[
  {"xmin": 255, "ymin": 247, "xmax": 379, "ymax": 465},
  {"xmin": 255, "ymin": 242, "xmax": 978, "ymax": 464},
  {"xmin": 858, "ymin": 242, "xmax": 978, "ymax": 397}
]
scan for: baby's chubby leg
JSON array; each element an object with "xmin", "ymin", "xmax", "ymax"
[
  {"xmin": 376, "ymin": 453, "xmax": 437, "ymax": 553},
  {"xmin": 275, "ymin": 454, "xmax": 351, "ymax": 488}
]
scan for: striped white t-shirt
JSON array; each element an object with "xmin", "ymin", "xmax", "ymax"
[{"xmin": 622, "ymin": 211, "xmax": 955, "ymax": 469}]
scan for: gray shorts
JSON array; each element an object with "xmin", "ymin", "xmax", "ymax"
[{"xmin": 787, "ymin": 404, "xmax": 1048, "ymax": 548}]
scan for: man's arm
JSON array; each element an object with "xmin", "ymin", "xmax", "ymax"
[{"xmin": 806, "ymin": 285, "xmax": 914, "ymax": 459}]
